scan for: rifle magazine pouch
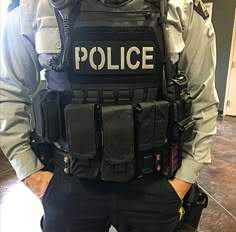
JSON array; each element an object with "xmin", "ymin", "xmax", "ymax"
[
  {"xmin": 32, "ymin": 90, "xmax": 61, "ymax": 142},
  {"xmin": 153, "ymin": 101, "xmax": 169, "ymax": 148},
  {"xmin": 101, "ymin": 105, "xmax": 135, "ymax": 182},
  {"xmin": 64, "ymin": 104, "xmax": 100, "ymax": 179},
  {"xmin": 135, "ymin": 102, "xmax": 155, "ymax": 152}
]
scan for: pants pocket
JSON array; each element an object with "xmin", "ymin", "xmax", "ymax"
[
  {"xmin": 165, "ymin": 178, "xmax": 182, "ymax": 202},
  {"xmin": 100, "ymin": 105, "xmax": 135, "ymax": 182},
  {"xmin": 64, "ymin": 104, "xmax": 100, "ymax": 179},
  {"xmin": 42, "ymin": 171, "xmax": 57, "ymax": 202}
]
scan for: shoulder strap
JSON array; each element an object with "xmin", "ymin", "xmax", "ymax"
[{"xmin": 159, "ymin": 0, "xmax": 173, "ymax": 81}]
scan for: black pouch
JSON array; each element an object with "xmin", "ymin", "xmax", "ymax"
[
  {"xmin": 153, "ymin": 101, "xmax": 169, "ymax": 148},
  {"xmin": 32, "ymin": 90, "xmax": 61, "ymax": 142},
  {"xmin": 64, "ymin": 104, "xmax": 100, "ymax": 179},
  {"xmin": 100, "ymin": 105, "xmax": 135, "ymax": 182},
  {"xmin": 135, "ymin": 101, "xmax": 169, "ymax": 151},
  {"xmin": 135, "ymin": 102, "xmax": 155, "ymax": 152},
  {"xmin": 134, "ymin": 101, "xmax": 169, "ymax": 175}
]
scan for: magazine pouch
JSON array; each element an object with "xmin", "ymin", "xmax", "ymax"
[
  {"xmin": 64, "ymin": 104, "xmax": 100, "ymax": 179},
  {"xmin": 100, "ymin": 105, "xmax": 135, "ymax": 182}
]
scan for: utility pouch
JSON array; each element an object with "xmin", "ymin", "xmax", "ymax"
[
  {"xmin": 161, "ymin": 144, "xmax": 181, "ymax": 178},
  {"xmin": 135, "ymin": 101, "xmax": 169, "ymax": 152},
  {"xmin": 64, "ymin": 104, "xmax": 100, "ymax": 179},
  {"xmin": 100, "ymin": 105, "xmax": 135, "ymax": 182},
  {"xmin": 32, "ymin": 90, "xmax": 61, "ymax": 142}
]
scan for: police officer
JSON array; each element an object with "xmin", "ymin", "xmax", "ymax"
[{"xmin": 0, "ymin": 0, "xmax": 218, "ymax": 231}]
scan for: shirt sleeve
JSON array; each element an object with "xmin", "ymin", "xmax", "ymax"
[
  {"xmin": 167, "ymin": 0, "xmax": 219, "ymax": 183},
  {"xmin": 0, "ymin": 6, "xmax": 44, "ymax": 180}
]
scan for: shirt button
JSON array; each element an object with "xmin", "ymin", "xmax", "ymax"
[{"xmin": 56, "ymin": 41, "xmax": 61, "ymax": 49}]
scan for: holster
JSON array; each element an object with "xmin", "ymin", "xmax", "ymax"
[{"xmin": 179, "ymin": 183, "xmax": 208, "ymax": 230}]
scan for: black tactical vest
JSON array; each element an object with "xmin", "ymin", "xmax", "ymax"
[{"xmin": 32, "ymin": 0, "xmax": 195, "ymax": 182}]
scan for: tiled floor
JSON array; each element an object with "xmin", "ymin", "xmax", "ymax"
[{"xmin": 0, "ymin": 116, "xmax": 236, "ymax": 232}]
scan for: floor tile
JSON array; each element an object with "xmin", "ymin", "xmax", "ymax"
[{"xmin": 198, "ymin": 196, "xmax": 236, "ymax": 232}]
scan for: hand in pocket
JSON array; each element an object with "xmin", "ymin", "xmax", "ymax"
[{"xmin": 23, "ymin": 171, "xmax": 54, "ymax": 200}]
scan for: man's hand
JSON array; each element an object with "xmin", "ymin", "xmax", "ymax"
[
  {"xmin": 168, "ymin": 178, "xmax": 192, "ymax": 200},
  {"xmin": 22, "ymin": 171, "xmax": 54, "ymax": 200}
]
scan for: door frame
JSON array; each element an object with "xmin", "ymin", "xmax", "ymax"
[{"xmin": 224, "ymin": 8, "xmax": 236, "ymax": 115}]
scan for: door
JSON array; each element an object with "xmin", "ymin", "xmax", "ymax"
[{"xmin": 226, "ymin": 10, "xmax": 236, "ymax": 116}]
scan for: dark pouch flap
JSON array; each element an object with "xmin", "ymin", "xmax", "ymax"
[
  {"xmin": 69, "ymin": 154, "xmax": 100, "ymax": 179},
  {"xmin": 101, "ymin": 158, "xmax": 135, "ymax": 182}
]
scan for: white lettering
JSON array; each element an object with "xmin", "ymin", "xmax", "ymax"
[
  {"xmin": 75, "ymin": 45, "xmax": 155, "ymax": 71},
  {"xmin": 107, "ymin": 47, "xmax": 119, "ymax": 70},
  {"xmin": 120, "ymin": 47, "xmax": 125, "ymax": 70},
  {"xmin": 75, "ymin": 47, "xmax": 88, "ymax": 70},
  {"xmin": 89, "ymin": 47, "xmax": 97, "ymax": 70},
  {"xmin": 142, "ymin": 47, "xmax": 154, "ymax": 69},
  {"xmin": 97, "ymin": 47, "xmax": 106, "ymax": 70},
  {"xmin": 126, "ymin": 47, "xmax": 140, "ymax": 70}
]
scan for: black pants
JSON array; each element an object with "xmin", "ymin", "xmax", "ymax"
[{"xmin": 41, "ymin": 169, "xmax": 181, "ymax": 232}]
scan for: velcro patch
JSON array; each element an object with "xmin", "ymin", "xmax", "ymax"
[
  {"xmin": 73, "ymin": 41, "xmax": 157, "ymax": 75},
  {"xmin": 193, "ymin": 0, "xmax": 209, "ymax": 20}
]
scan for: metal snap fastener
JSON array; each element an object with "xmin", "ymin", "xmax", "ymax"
[{"xmin": 56, "ymin": 41, "xmax": 61, "ymax": 49}]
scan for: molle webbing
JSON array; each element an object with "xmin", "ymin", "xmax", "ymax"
[{"xmin": 72, "ymin": 87, "xmax": 159, "ymax": 104}]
